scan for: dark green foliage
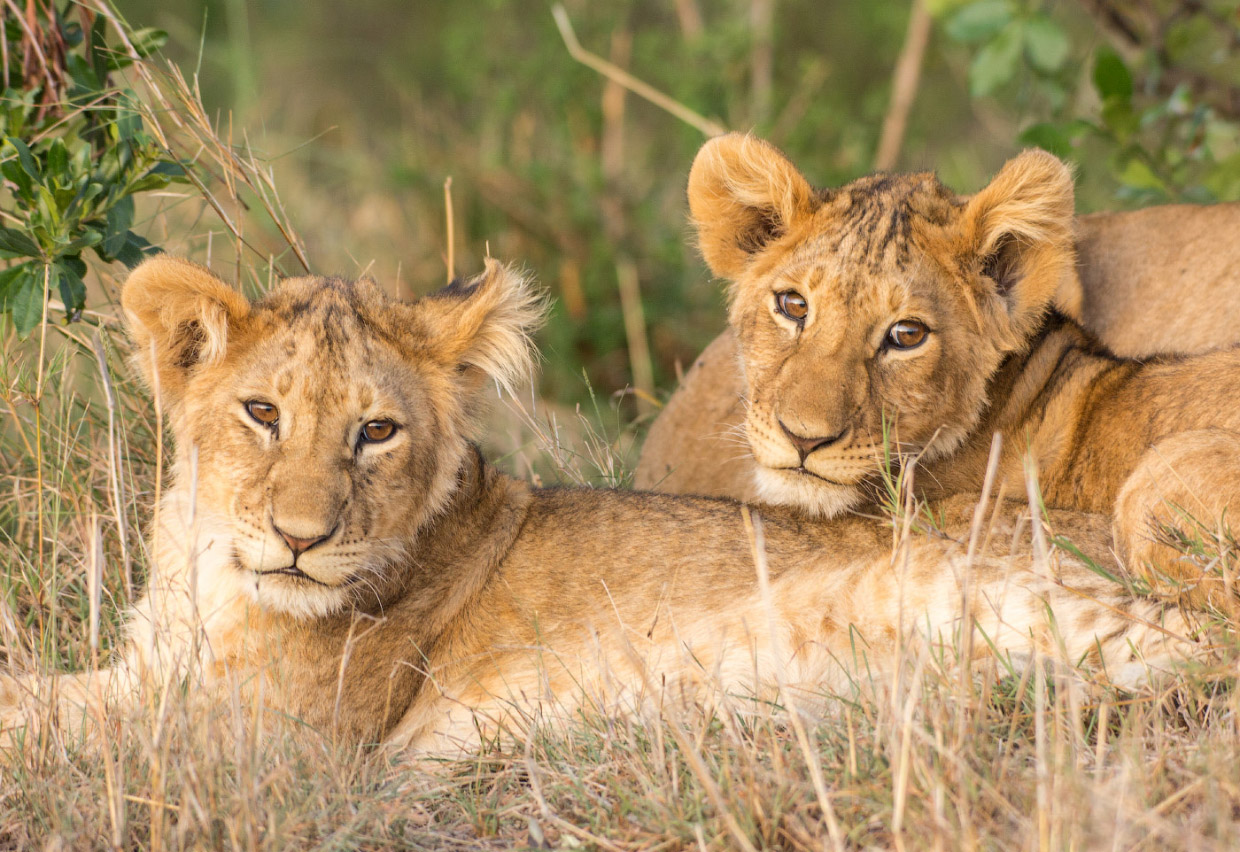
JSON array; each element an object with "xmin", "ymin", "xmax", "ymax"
[
  {"xmin": 941, "ymin": 0, "xmax": 1240, "ymax": 206},
  {"xmin": 0, "ymin": 4, "xmax": 183, "ymax": 336}
]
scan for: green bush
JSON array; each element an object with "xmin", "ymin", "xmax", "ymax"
[
  {"xmin": 0, "ymin": 5, "xmax": 181, "ymax": 336},
  {"xmin": 938, "ymin": 0, "xmax": 1240, "ymax": 204}
]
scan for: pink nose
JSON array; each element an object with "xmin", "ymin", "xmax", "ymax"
[
  {"xmin": 778, "ymin": 420, "xmax": 848, "ymax": 463},
  {"xmin": 273, "ymin": 525, "xmax": 332, "ymax": 557}
]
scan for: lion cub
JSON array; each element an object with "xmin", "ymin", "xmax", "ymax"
[
  {"xmin": 640, "ymin": 133, "xmax": 1240, "ymax": 610},
  {"xmin": 0, "ymin": 257, "xmax": 1204, "ymax": 755}
]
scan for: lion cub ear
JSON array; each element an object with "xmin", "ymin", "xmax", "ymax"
[
  {"xmin": 121, "ymin": 256, "xmax": 250, "ymax": 403},
  {"xmin": 688, "ymin": 133, "xmax": 819, "ymax": 280},
  {"xmin": 961, "ymin": 149, "xmax": 1076, "ymax": 339},
  {"xmin": 415, "ymin": 258, "xmax": 547, "ymax": 397}
]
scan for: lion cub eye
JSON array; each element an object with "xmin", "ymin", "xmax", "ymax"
[
  {"xmin": 361, "ymin": 420, "xmax": 396, "ymax": 444},
  {"xmin": 886, "ymin": 320, "xmax": 929, "ymax": 350},
  {"xmin": 775, "ymin": 290, "xmax": 809, "ymax": 323},
  {"xmin": 246, "ymin": 400, "xmax": 279, "ymax": 426}
]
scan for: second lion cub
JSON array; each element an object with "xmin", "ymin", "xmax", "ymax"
[{"xmin": 648, "ymin": 133, "xmax": 1240, "ymax": 609}]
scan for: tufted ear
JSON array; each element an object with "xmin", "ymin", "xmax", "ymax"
[
  {"xmin": 961, "ymin": 149, "xmax": 1076, "ymax": 340},
  {"xmin": 688, "ymin": 133, "xmax": 819, "ymax": 280},
  {"xmin": 121, "ymin": 256, "xmax": 250, "ymax": 403},
  {"xmin": 413, "ymin": 258, "xmax": 547, "ymax": 397}
]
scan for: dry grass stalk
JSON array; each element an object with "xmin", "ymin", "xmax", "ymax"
[
  {"xmin": 91, "ymin": 329, "xmax": 130, "ymax": 596},
  {"xmin": 748, "ymin": 0, "xmax": 775, "ymax": 126},
  {"xmin": 874, "ymin": 0, "xmax": 932, "ymax": 171},
  {"xmin": 551, "ymin": 4, "xmax": 727, "ymax": 138},
  {"xmin": 673, "ymin": 0, "xmax": 703, "ymax": 40},
  {"xmin": 616, "ymin": 258, "xmax": 654, "ymax": 417},
  {"xmin": 600, "ymin": 28, "xmax": 632, "ymax": 185},
  {"xmin": 443, "ymin": 176, "xmax": 455, "ymax": 284}
]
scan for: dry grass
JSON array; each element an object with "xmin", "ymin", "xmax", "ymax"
[{"xmin": 3, "ymin": 39, "xmax": 1240, "ymax": 852}]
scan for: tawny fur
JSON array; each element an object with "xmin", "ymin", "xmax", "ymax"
[
  {"xmin": 636, "ymin": 133, "xmax": 1240, "ymax": 611},
  {"xmin": 0, "ymin": 257, "xmax": 1212, "ymax": 756}
]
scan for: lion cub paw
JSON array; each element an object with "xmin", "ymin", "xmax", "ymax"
[
  {"xmin": 0, "ymin": 673, "xmax": 32, "ymax": 745},
  {"xmin": 1115, "ymin": 429, "xmax": 1240, "ymax": 614}
]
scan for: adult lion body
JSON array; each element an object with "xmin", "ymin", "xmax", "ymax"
[
  {"xmin": 636, "ymin": 134, "xmax": 1240, "ymax": 608},
  {"xmin": 0, "ymin": 257, "xmax": 1205, "ymax": 755}
]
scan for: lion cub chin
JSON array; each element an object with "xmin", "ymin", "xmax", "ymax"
[
  {"xmin": 638, "ymin": 133, "xmax": 1240, "ymax": 613},
  {"xmin": 0, "ymin": 256, "xmax": 1209, "ymax": 757}
]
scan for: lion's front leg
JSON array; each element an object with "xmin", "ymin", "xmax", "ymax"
[
  {"xmin": 0, "ymin": 665, "xmax": 138, "ymax": 748},
  {"xmin": 1114, "ymin": 428, "xmax": 1240, "ymax": 614}
]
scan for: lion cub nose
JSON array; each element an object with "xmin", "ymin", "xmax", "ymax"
[
  {"xmin": 779, "ymin": 420, "xmax": 847, "ymax": 463},
  {"xmin": 273, "ymin": 523, "xmax": 333, "ymax": 557}
]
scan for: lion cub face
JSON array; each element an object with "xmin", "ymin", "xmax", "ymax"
[
  {"xmin": 122, "ymin": 257, "xmax": 542, "ymax": 617},
  {"xmin": 689, "ymin": 134, "xmax": 1075, "ymax": 515}
]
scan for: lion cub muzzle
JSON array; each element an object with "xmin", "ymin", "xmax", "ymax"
[
  {"xmin": 778, "ymin": 420, "xmax": 850, "ymax": 464},
  {"xmin": 272, "ymin": 521, "xmax": 337, "ymax": 559},
  {"xmin": 263, "ymin": 457, "xmax": 350, "ymax": 579}
]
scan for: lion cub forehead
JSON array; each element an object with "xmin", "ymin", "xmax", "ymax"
[
  {"xmin": 811, "ymin": 173, "xmax": 964, "ymax": 266},
  {"xmin": 240, "ymin": 276, "xmax": 419, "ymax": 388},
  {"xmin": 768, "ymin": 173, "xmax": 964, "ymax": 292},
  {"xmin": 258, "ymin": 275, "xmax": 394, "ymax": 325},
  {"xmin": 248, "ymin": 275, "xmax": 412, "ymax": 350}
]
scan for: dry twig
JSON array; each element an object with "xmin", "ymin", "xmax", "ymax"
[
  {"xmin": 551, "ymin": 4, "xmax": 726, "ymax": 138},
  {"xmin": 874, "ymin": 0, "xmax": 932, "ymax": 171}
]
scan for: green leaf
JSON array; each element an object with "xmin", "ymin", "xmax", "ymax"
[
  {"xmin": 7, "ymin": 137, "xmax": 39, "ymax": 181},
  {"xmin": 65, "ymin": 53, "xmax": 102, "ymax": 93},
  {"xmin": 1101, "ymin": 99, "xmax": 1138, "ymax": 139},
  {"xmin": 1019, "ymin": 123, "xmax": 1072, "ymax": 159},
  {"xmin": 89, "ymin": 15, "xmax": 110, "ymax": 84},
  {"xmin": 0, "ymin": 262, "xmax": 28, "ymax": 305},
  {"xmin": 149, "ymin": 160, "xmax": 187, "ymax": 179},
  {"xmin": 46, "ymin": 139, "xmax": 69, "ymax": 179},
  {"xmin": 126, "ymin": 171, "xmax": 172, "ymax": 194},
  {"xmin": 114, "ymin": 231, "xmax": 156, "ymax": 269},
  {"xmin": 969, "ymin": 24, "xmax": 1023, "ymax": 97},
  {"xmin": 59, "ymin": 229, "xmax": 103, "ymax": 254},
  {"xmin": 1204, "ymin": 151, "xmax": 1240, "ymax": 202},
  {"xmin": 1024, "ymin": 18, "xmax": 1068, "ymax": 73},
  {"xmin": 130, "ymin": 27, "xmax": 168, "ymax": 58},
  {"xmin": 60, "ymin": 254, "xmax": 87, "ymax": 279},
  {"xmin": 0, "ymin": 227, "xmax": 40, "ymax": 257},
  {"xmin": 1, "ymin": 157, "xmax": 33, "ymax": 199},
  {"xmin": 1118, "ymin": 157, "xmax": 1165, "ymax": 191},
  {"xmin": 114, "ymin": 103, "xmax": 142, "ymax": 142},
  {"xmin": 945, "ymin": 0, "xmax": 1012, "ymax": 43},
  {"xmin": 8, "ymin": 266, "xmax": 44, "ymax": 337},
  {"xmin": 103, "ymin": 196, "xmax": 135, "ymax": 257},
  {"xmin": 1093, "ymin": 48, "xmax": 1132, "ymax": 102},
  {"xmin": 54, "ymin": 259, "xmax": 86, "ymax": 317},
  {"xmin": 35, "ymin": 185, "xmax": 60, "ymax": 230},
  {"xmin": 106, "ymin": 27, "xmax": 168, "ymax": 70}
]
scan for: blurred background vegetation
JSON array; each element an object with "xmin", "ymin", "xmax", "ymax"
[
  {"xmin": 8, "ymin": 0, "xmax": 1234, "ymax": 405},
  {"xmin": 130, "ymin": 0, "xmax": 1240, "ymax": 404},
  {"xmin": 4, "ymin": 0, "xmax": 1239, "ymax": 413}
]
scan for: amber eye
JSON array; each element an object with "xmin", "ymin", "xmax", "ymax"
[
  {"xmin": 886, "ymin": 320, "xmax": 929, "ymax": 350},
  {"xmin": 361, "ymin": 420, "xmax": 396, "ymax": 444},
  {"xmin": 775, "ymin": 291, "xmax": 809, "ymax": 323},
  {"xmin": 246, "ymin": 400, "xmax": 279, "ymax": 426}
]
